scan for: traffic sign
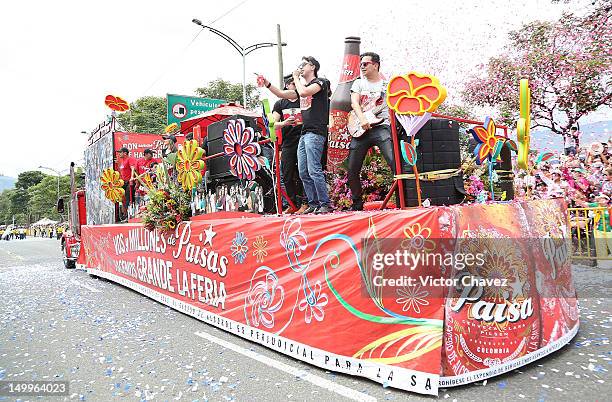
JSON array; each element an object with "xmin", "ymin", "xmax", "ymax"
[{"xmin": 166, "ymin": 94, "xmax": 225, "ymax": 126}]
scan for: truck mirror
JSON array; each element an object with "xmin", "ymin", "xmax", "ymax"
[{"xmin": 57, "ymin": 198, "xmax": 65, "ymax": 214}]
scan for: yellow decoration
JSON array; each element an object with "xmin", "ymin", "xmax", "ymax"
[
  {"xmin": 100, "ymin": 168, "xmax": 125, "ymax": 203},
  {"xmin": 141, "ymin": 173, "xmax": 154, "ymax": 190},
  {"xmin": 175, "ymin": 139, "xmax": 205, "ymax": 190},
  {"xmin": 517, "ymin": 79, "xmax": 531, "ymax": 170},
  {"xmin": 352, "ymin": 326, "xmax": 442, "ymax": 364},
  {"xmin": 164, "ymin": 123, "xmax": 178, "ymax": 134},
  {"xmin": 156, "ymin": 163, "xmax": 168, "ymax": 185},
  {"xmin": 386, "ymin": 72, "xmax": 447, "ymax": 115}
]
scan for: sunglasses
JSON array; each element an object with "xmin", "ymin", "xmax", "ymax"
[
  {"xmin": 360, "ymin": 61, "xmax": 374, "ymax": 68},
  {"xmin": 298, "ymin": 61, "xmax": 312, "ymax": 69}
]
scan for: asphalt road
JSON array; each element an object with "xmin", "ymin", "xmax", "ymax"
[{"xmin": 0, "ymin": 238, "xmax": 610, "ymax": 401}]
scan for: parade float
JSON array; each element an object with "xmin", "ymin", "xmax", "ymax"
[{"xmin": 74, "ymin": 42, "xmax": 579, "ymax": 396}]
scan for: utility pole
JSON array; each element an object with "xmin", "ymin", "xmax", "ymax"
[{"xmin": 277, "ymin": 24, "xmax": 284, "ymax": 88}]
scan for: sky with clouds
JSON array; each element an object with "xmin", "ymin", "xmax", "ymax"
[{"xmin": 1, "ymin": 0, "xmax": 608, "ymax": 178}]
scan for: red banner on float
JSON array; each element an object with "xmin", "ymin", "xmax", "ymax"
[
  {"xmin": 113, "ymin": 132, "xmax": 185, "ymax": 160},
  {"xmin": 81, "ymin": 199, "xmax": 578, "ymax": 395}
]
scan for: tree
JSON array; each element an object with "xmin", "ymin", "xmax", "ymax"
[
  {"xmin": 15, "ymin": 171, "xmax": 45, "ymax": 190},
  {"xmin": 195, "ymin": 78, "xmax": 260, "ymax": 110},
  {"xmin": 3, "ymin": 171, "xmax": 48, "ymax": 224},
  {"xmin": 117, "ymin": 96, "xmax": 167, "ymax": 134},
  {"xmin": 0, "ymin": 190, "xmax": 13, "ymax": 225},
  {"xmin": 28, "ymin": 175, "xmax": 71, "ymax": 222},
  {"xmin": 462, "ymin": 2, "xmax": 611, "ymax": 136}
]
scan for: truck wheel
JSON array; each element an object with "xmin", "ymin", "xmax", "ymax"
[{"xmin": 64, "ymin": 259, "xmax": 76, "ymax": 269}]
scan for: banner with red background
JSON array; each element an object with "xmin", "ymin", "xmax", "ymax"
[
  {"xmin": 81, "ymin": 199, "xmax": 578, "ymax": 395},
  {"xmin": 113, "ymin": 132, "xmax": 185, "ymax": 160}
]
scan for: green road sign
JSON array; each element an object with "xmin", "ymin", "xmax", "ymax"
[{"xmin": 167, "ymin": 94, "xmax": 225, "ymax": 126}]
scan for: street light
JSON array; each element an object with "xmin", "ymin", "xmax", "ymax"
[
  {"xmin": 192, "ymin": 19, "xmax": 287, "ymax": 107},
  {"xmin": 38, "ymin": 166, "xmax": 61, "ymax": 202}
]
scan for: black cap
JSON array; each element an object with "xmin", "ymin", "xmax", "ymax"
[
  {"xmin": 117, "ymin": 147, "xmax": 129, "ymax": 153},
  {"xmin": 143, "ymin": 148, "xmax": 153, "ymax": 156},
  {"xmin": 283, "ymin": 74, "xmax": 294, "ymax": 88},
  {"xmin": 162, "ymin": 134, "xmax": 177, "ymax": 143}
]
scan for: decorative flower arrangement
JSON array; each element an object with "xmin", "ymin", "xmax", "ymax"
[
  {"xmin": 386, "ymin": 72, "xmax": 447, "ymax": 115},
  {"xmin": 464, "ymin": 174, "xmax": 490, "ymax": 203},
  {"xmin": 104, "ymin": 95, "xmax": 129, "ymax": 112},
  {"xmin": 327, "ymin": 151, "xmax": 393, "ymax": 210},
  {"xmin": 141, "ymin": 181, "xmax": 191, "ymax": 232},
  {"xmin": 100, "ymin": 168, "xmax": 125, "ymax": 203},
  {"xmin": 461, "ymin": 157, "xmax": 492, "ymax": 203},
  {"xmin": 223, "ymin": 119, "xmax": 262, "ymax": 180},
  {"xmin": 466, "ymin": 175, "xmax": 485, "ymax": 196},
  {"xmin": 469, "ymin": 117, "xmax": 506, "ymax": 165},
  {"xmin": 176, "ymin": 139, "xmax": 205, "ymax": 190}
]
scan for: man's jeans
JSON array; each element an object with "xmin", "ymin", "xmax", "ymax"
[
  {"xmin": 347, "ymin": 124, "xmax": 409, "ymax": 205},
  {"xmin": 297, "ymin": 132, "xmax": 330, "ymax": 208}
]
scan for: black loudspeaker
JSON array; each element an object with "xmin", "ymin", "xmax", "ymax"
[
  {"xmin": 468, "ymin": 137, "xmax": 515, "ymax": 201},
  {"xmin": 399, "ymin": 119, "xmax": 466, "ymax": 207},
  {"xmin": 205, "ymin": 115, "xmax": 275, "ymax": 213},
  {"xmin": 494, "ymin": 145, "xmax": 514, "ymax": 200},
  {"xmin": 206, "ymin": 115, "xmax": 259, "ymax": 180}
]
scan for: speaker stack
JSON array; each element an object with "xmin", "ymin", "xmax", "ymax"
[
  {"xmin": 204, "ymin": 115, "xmax": 275, "ymax": 213},
  {"xmin": 399, "ymin": 118, "xmax": 466, "ymax": 207}
]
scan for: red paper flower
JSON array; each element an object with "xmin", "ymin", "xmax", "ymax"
[
  {"xmin": 386, "ymin": 72, "xmax": 447, "ymax": 115},
  {"xmin": 223, "ymin": 119, "xmax": 262, "ymax": 180},
  {"xmin": 104, "ymin": 95, "xmax": 129, "ymax": 112}
]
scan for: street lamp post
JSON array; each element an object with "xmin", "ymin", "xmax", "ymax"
[
  {"xmin": 38, "ymin": 166, "xmax": 61, "ymax": 202},
  {"xmin": 192, "ymin": 19, "xmax": 286, "ymax": 107}
]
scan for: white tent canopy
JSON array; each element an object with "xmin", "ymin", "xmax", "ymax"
[{"xmin": 31, "ymin": 218, "xmax": 59, "ymax": 227}]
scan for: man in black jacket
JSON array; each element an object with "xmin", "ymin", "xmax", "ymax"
[
  {"xmin": 272, "ymin": 75, "xmax": 305, "ymax": 213},
  {"xmin": 261, "ymin": 56, "xmax": 331, "ymax": 214}
]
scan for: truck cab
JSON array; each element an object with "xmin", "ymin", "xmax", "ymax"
[{"xmin": 59, "ymin": 163, "xmax": 86, "ymax": 269}]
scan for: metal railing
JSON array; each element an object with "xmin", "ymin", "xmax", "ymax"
[{"xmin": 567, "ymin": 206, "xmax": 612, "ymax": 260}]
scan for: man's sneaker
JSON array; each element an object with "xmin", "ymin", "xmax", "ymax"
[
  {"xmin": 300, "ymin": 205, "xmax": 318, "ymax": 214},
  {"xmin": 315, "ymin": 205, "xmax": 331, "ymax": 214}
]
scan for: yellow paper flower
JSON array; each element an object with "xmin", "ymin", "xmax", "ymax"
[
  {"xmin": 164, "ymin": 123, "xmax": 178, "ymax": 133},
  {"xmin": 100, "ymin": 168, "xmax": 125, "ymax": 203},
  {"xmin": 176, "ymin": 140, "xmax": 206, "ymax": 190}
]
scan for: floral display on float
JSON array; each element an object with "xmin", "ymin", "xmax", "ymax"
[
  {"xmin": 141, "ymin": 181, "xmax": 191, "ymax": 232},
  {"xmin": 223, "ymin": 119, "xmax": 262, "ymax": 180},
  {"xmin": 327, "ymin": 151, "xmax": 394, "ymax": 210},
  {"xmin": 175, "ymin": 139, "xmax": 206, "ymax": 191},
  {"xmin": 99, "ymin": 168, "xmax": 125, "ymax": 203}
]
